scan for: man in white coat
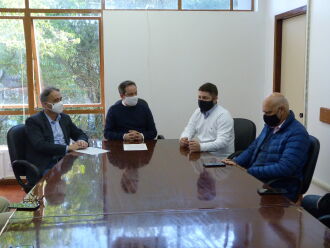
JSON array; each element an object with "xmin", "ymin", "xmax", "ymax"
[{"xmin": 180, "ymin": 82, "xmax": 234, "ymax": 154}]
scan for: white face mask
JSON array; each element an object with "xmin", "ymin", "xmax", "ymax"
[
  {"xmin": 124, "ymin": 96, "xmax": 138, "ymax": 106},
  {"xmin": 48, "ymin": 101, "xmax": 64, "ymax": 114}
]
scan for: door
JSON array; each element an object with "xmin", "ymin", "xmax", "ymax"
[
  {"xmin": 273, "ymin": 6, "xmax": 307, "ymax": 125},
  {"xmin": 281, "ymin": 14, "xmax": 306, "ymax": 124}
]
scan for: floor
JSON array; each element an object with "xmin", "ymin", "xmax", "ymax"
[
  {"xmin": 0, "ymin": 184, "xmax": 26, "ymax": 203},
  {"xmin": 306, "ymin": 182, "xmax": 328, "ymax": 196}
]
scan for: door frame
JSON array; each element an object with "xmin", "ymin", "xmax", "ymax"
[{"xmin": 273, "ymin": 5, "xmax": 307, "ymax": 92}]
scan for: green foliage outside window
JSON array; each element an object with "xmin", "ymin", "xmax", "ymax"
[
  {"xmin": 0, "ymin": 0, "xmax": 24, "ymax": 8},
  {"xmin": 0, "ymin": 17, "xmax": 103, "ymax": 144},
  {"xmin": 34, "ymin": 19, "xmax": 101, "ymax": 104}
]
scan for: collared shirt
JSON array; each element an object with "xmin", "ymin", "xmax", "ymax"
[
  {"xmin": 201, "ymin": 104, "xmax": 217, "ymax": 119},
  {"xmin": 180, "ymin": 104, "xmax": 235, "ymax": 153},
  {"xmin": 44, "ymin": 112, "xmax": 67, "ymax": 146},
  {"xmin": 273, "ymin": 119, "xmax": 286, "ymax": 134}
]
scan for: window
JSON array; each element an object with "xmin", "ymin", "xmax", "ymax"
[
  {"xmin": 0, "ymin": 5, "xmax": 104, "ymax": 145},
  {"xmin": 182, "ymin": 0, "xmax": 230, "ymax": 10},
  {"xmin": 182, "ymin": 0, "xmax": 253, "ymax": 10},
  {"xmin": 0, "ymin": 19, "xmax": 27, "ymax": 108},
  {"xmin": 29, "ymin": 0, "xmax": 101, "ymax": 9},
  {"xmin": 105, "ymin": 0, "xmax": 177, "ymax": 9},
  {"xmin": 104, "ymin": 0, "xmax": 253, "ymax": 10},
  {"xmin": 33, "ymin": 19, "xmax": 101, "ymax": 105},
  {"xmin": 0, "ymin": 0, "xmax": 25, "ymax": 8},
  {"xmin": 233, "ymin": 0, "xmax": 252, "ymax": 10}
]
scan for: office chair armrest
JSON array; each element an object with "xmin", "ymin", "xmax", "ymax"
[
  {"xmin": 317, "ymin": 193, "xmax": 330, "ymax": 213},
  {"xmin": 227, "ymin": 150, "xmax": 243, "ymax": 160},
  {"xmin": 265, "ymin": 176, "xmax": 303, "ymax": 201},
  {"xmin": 318, "ymin": 214, "xmax": 330, "ymax": 228},
  {"xmin": 266, "ymin": 176, "xmax": 302, "ymax": 188},
  {"xmin": 12, "ymin": 160, "xmax": 40, "ymax": 193},
  {"xmin": 157, "ymin": 134, "xmax": 165, "ymax": 140}
]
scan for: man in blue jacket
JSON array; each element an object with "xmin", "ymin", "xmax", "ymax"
[
  {"xmin": 223, "ymin": 93, "xmax": 310, "ymax": 200},
  {"xmin": 104, "ymin": 81, "xmax": 157, "ymax": 141}
]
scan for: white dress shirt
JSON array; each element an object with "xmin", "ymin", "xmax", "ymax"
[{"xmin": 180, "ymin": 104, "xmax": 235, "ymax": 154}]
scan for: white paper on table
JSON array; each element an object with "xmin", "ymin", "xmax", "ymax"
[
  {"xmin": 75, "ymin": 147, "xmax": 109, "ymax": 155},
  {"xmin": 123, "ymin": 143, "xmax": 148, "ymax": 151}
]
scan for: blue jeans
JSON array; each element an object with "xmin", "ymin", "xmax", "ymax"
[{"xmin": 302, "ymin": 195, "xmax": 322, "ymax": 218}]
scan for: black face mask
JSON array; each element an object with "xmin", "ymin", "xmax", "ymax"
[
  {"xmin": 263, "ymin": 114, "xmax": 281, "ymax": 127},
  {"xmin": 198, "ymin": 100, "xmax": 214, "ymax": 113}
]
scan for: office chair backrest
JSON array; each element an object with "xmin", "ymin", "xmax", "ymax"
[
  {"xmin": 233, "ymin": 118, "xmax": 256, "ymax": 151},
  {"xmin": 301, "ymin": 135, "xmax": 320, "ymax": 194},
  {"xmin": 7, "ymin": 124, "xmax": 26, "ymax": 175},
  {"xmin": 7, "ymin": 124, "xmax": 40, "ymax": 193},
  {"xmin": 7, "ymin": 124, "xmax": 27, "ymax": 175}
]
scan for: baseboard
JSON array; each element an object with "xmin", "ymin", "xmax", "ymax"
[
  {"xmin": 0, "ymin": 177, "xmax": 26, "ymax": 185},
  {"xmin": 312, "ymin": 178, "xmax": 330, "ymax": 191},
  {"xmin": 0, "ymin": 178, "xmax": 18, "ymax": 185}
]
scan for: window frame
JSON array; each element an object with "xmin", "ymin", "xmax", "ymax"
[{"xmin": 0, "ymin": 3, "xmax": 105, "ymax": 117}]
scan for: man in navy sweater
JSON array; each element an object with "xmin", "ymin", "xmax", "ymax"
[{"xmin": 104, "ymin": 81, "xmax": 157, "ymax": 141}]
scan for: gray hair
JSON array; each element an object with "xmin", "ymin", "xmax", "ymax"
[
  {"xmin": 40, "ymin": 87, "xmax": 60, "ymax": 103},
  {"xmin": 118, "ymin": 80, "xmax": 136, "ymax": 95}
]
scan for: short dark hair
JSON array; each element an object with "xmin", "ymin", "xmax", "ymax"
[
  {"xmin": 118, "ymin": 80, "xmax": 136, "ymax": 95},
  {"xmin": 198, "ymin": 82, "xmax": 218, "ymax": 97},
  {"xmin": 40, "ymin": 87, "xmax": 60, "ymax": 103}
]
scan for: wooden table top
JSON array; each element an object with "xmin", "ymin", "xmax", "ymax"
[{"xmin": 1, "ymin": 140, "xmax": 328, "ymax": 247}]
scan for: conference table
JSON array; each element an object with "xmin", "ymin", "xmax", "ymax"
[{"xmin": 0, "ymin": 140, "xmax": 329, "ymax": 247}]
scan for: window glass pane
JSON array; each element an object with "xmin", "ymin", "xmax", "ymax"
[
  {"xmin": 0, "ymin": 115, "xmax": 26, "ymax": 145},
  {"xmin": 0, "ymin": 19, "xmax": 27, "ymax": 106},
  {"xmin": 29, "ymin": 0, "xmax": 101, "ymax": 9},
  {"xmin": 233, "ymin": 0, "xmax": 252, "ymax": 10},
  {"xmin": 182, "ymin": 0, "xmax": 230, "ymax": 10},
  {"xmin": 105, "ymin": 0, "xmax": 177, "ymax": 9},
  {"xmin": 34, "ymin": 19, "xmax": 101, "ymax": 104},
  {"xmin": 31, "ymin": 13, "xmax": 101, "ymax": 17},
  {"xmin": 70, "ymin": 114, "xmax": 103, "ymax": 139},
  {"xmin": 0, "ymin": 12, "xmax": 25, "ymax": 17},
  {"xmin": 0, "ymin": 0, "xmax": 24, "ymax": 8}
]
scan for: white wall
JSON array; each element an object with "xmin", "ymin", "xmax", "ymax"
[
  {"xmin": 307, "ymin": 0, "xmax": 330, "ymax": 190},
  {"xmin": 102, "ymin": 1, "xmax": 329, "ymax": 188},
  {"xmin": 103, "ymin": 9, "xmax": 266, "ymax": 138}
]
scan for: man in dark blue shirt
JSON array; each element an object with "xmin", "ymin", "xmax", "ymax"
[{"xmin": 104, "ymin": 81, "xmax": 157, "ymax": 141}]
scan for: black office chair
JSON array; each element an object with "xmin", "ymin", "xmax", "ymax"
[
  {"xmin": 319, "ymin": 215, "xmax": 330, "ymax": 228},
  {"xmin": 266, "ymin": 135, "xmax": 320, "ymax": 202},
  {"xmin": 7, "ymin": 124, "xmax": 40, "ymax": 193},
  {"xmin": 227, "ymin": 118, "xmax": 256, "ymax": 159},
  {"xmin": 157, "ymin": 135, "xmax": 165, "ymax": 139}
]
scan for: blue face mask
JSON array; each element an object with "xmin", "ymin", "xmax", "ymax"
[{"xmin": 198, "ymin": 100, "xmax": 214, "ymax": 113}]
